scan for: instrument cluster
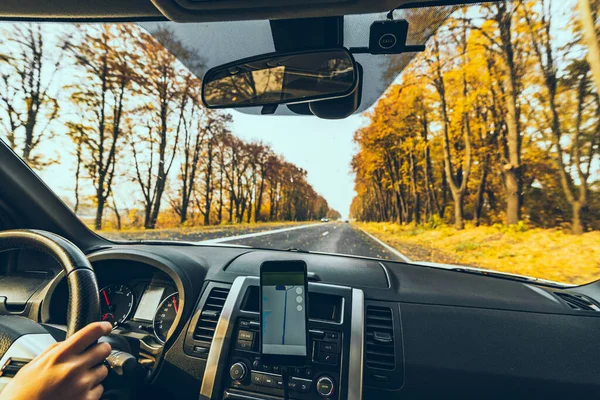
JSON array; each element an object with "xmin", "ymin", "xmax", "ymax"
[
  {"xmin": 47, "ymin": 264, "xmax": 181, "ymax": 346},
  {"xmin": 99, "ymin": 283, "xmax": 179, "ymax": 344}
]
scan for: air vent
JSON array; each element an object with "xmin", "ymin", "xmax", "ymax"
[
  {"xmin": 555, "ymin": 292, "xmax": 600, "ymax": 312},
  {"xmin": 193, "ymin": 287, "xmax": 230, "ymax": 342},
  {"xmin": 365, "ymin": 305, "xmax": 395, "ymax": 370}
]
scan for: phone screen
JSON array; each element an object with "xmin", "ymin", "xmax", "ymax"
[{"xmin": 260, "ymin": 262, "xmax": 308, "ymax": 364}]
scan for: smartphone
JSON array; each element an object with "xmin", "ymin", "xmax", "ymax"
[{"xmin": 259, "ymin": 260, "xmax": 309, "ymax": 367}]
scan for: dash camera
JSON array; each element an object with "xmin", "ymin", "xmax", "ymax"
[{"xmin": 368, "ymin": 19, "xmax": 409, "ymax": 54}]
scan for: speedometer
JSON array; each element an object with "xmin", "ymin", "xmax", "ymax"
[
  {"xmin": 99, "ymin": 284, "xmax": 135, "ymax": 328},
  {"xmin": 153, "ymin": 292, "xmax": 179, "ymax": 343}
]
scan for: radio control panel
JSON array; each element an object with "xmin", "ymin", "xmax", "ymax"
[{"xmin": 223, "ymin": 318, "xmax": 344, "ymax": 399}]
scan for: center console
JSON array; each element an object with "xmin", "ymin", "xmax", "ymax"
[{"xmin": 196, "ymin": 276, "xmax": 364, "ymax": 400}]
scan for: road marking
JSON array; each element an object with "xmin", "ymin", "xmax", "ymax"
[
  {"xmin": 198, "ymin": 223, "xmax": 323, "ymax": 244},
  {"xmin": 322, "ymin": 231, "xmax": 329, "ymax": 237},
  {"xmin": 358, "ymin": 228, "xmax": 412, "ymax": 262}
]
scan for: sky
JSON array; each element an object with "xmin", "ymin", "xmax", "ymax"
[{"xmin": 230, "ymin": 112, "xmax": 369, "ymax": 219}]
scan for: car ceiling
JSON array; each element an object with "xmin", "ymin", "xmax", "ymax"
[{"xmin": 0, "ymin": 0, "xmax": 484, "ymax": 22}]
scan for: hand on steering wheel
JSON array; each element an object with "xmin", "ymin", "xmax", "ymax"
[
  {"xmin": 0, "ymin": 322, "xmax": 112, "ymax": 400},
  {"xmin": 0, "ymin": 230, "xmax": 106, "ymax": 398}
]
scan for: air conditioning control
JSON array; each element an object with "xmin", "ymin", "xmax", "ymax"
[
  {"xmin": 316, "ymin": 376, "xmax": 335, "ymax": 397},
  {"xmin": 229, "ymin": 362, "xmax": 248, "ymax": 381}
]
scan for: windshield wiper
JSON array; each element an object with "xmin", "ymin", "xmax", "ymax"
[
  {"xmin": 449, "ymin": 267, "xmax": 565, "ymax": 287},
  {"xmin": 285, "ymin": 247, "xmax": 310, "ymax": 253}
]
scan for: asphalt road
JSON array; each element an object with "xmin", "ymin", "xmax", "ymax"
[{"xmin": 212, "ymin": 222, "xmax": 407, "ymax": 262}]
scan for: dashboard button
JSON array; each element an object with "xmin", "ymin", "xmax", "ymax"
[
  {"xmin": 290, "ymin": 377, "xmax": 312, "ymax": 393},
  {"xmin": 274, "ymin": 376, "xmax": 284, "ymax": 388},
  {"xmin": 287, "ymin": 380, "xmax": 298, "ymax": 391},
  {"xmin": 305, "ymin": 368, "xmax": 313, "ymax": 377},
  {"xmin": 239, "ymin": 320, "xmax": 251, "ymax": 328},
  {"xmin": 272, "ymin": 365, "xmax": 280, "ymax": 373},
  {"xmin": 316, "ymin": 376, "xmax": 335, "ymax": 397},
  {"xmin": 325, "ymin": 332, "xmax": 339, "ymax": 340},
  {"xmin": 193, "ymin": 346, "xmax": 209, "ymax": 355},
  {"xmin": 261, "ymin": 364, "xmax": 272, "ymax": 372},
  {"xmin": 263, "ymin": 375, "xmax": 276, "ymax": 387},
  {"xmin": 310, "ymin": 330, "xmax": 325, "ymax": 339},
  {"xmin": 238, "ymin": 330, "xmax": 254, "ymax": 341},
  {"xmin": 229, "ymin": 363, "xmax": 247, "ymax": 381},
  {"xmin": 316, "ymin": 351, "xmax": 337, "ymax": 365},
  {"xmin": 252, "ymin": 360, "xmax": 260, "ymax": 369},
  {"xmin": 320, "ymin": 342, "xmax": 338, "ymax": 353},
  {"xmin": 251, "ymin": 372, "xmax": 264, "ymax": 386},
  {"xmin": 249, "ymin": 321, "xmax": 260, "ymax": 329},
  {"xmin": 236, "ymin": 340, "xmax": 253, "ymax": 351}
]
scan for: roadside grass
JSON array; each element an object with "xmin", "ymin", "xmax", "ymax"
[
  {"xmin": 96, "ymin": 221, "xmax": 311, "ymax": 241},
  {"xmin": 356, "ymin": 222, "xmax": 600, "ymax": 285}
]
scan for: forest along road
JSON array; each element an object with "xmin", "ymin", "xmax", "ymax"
[{"xmin": 201, "ymin": 223, "xmax": 410, "ymax": 262}]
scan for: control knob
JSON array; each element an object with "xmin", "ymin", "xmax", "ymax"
[
  {"xmin": 316, "ymin": 376, "xmax": 335, "ymax": 397},
  {"xmin": 229, "ymin": 362, "xmax": 248, "ymax": 381}
]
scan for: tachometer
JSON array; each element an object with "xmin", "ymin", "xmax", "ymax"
[
  {"xmin": 153, "ymin": 292, "xmax": 179, "ymax": 343},
  {"xmin": 99, "ymin": 284, "xmax": 135, "ymax": 328}
]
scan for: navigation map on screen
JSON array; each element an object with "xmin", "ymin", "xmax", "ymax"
[{"xmin": 261, "ymin": 271, "xmax": 307, "ymax": 356}]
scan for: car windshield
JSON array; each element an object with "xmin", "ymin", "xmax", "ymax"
[{"xmin": 1, "ymin": 1, "xmax": 599, "ymax": 286}]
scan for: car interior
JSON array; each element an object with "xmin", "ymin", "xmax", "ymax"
[{"xmin": 1, "ymin": 0, "xmax": 600, "ymax": 399}]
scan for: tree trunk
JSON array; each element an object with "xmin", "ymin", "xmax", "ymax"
[
  {"xmin": 473, "ymin": 155, "xmax": 489, "ymax": 226},
  {"xmin": 144, "ymin": 205, "xmax": 152, "ymax": 229},
  {"xmin": 497, "ymin": 2, "xmax": 522, "ymax": 225},
  {"xmin": 453, "ymin": 192, "xmax": 465, "ymax": 230},
  {"xmin": 74, "ymin": 138, "xmax": 82, "ymax": 215},
  {"xmin": 255, "ymin": 173, "xmax": 266, "ymax": 221},
  {"xmin": 180, "ymin": 202, "xmax": 189, "ymax": 225},
  {"xmin": 409, "ymin": 151, "xmax": 420, "ymax": 224},
  {"xmin": 94, "ymin": 194, "xmax": 105, "ymax": 231},
  {"xmin": 572, "ymin": 202, "xmax": 585, "ymax": 235},
  {"xmin": 112, "ymin": 199, "xmax": 122, "ymax": 230},
  {"xmin": 578, "ymin": 0, "xmax": 600, "ymax": 96}
]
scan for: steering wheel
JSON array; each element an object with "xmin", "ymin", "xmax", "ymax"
[{"xmin": 0, "ymin": 229, "xmax": 100, "ymax": 390}]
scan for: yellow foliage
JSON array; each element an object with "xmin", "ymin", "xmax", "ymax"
[{"xmin": 357, "ymin": 222, "xmax": 600, "ymax": 285}]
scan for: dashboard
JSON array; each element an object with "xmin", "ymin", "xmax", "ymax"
[
  {"xmin": 46, "ymin": 259, "xmax": 179, "ymax": 346},
  {"xmin": 2, "ymin": 243, "xmax": 600, "ymax": 399}
]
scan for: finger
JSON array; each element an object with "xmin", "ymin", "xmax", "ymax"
[
  {"xmin": 36, "ymin": 342, "xmax": 60, "ymax": 359},
  {"xmin": 59, "ymin": 322, "xmax": 112, "ymax": 355},
  {"xmin": 85, "ymin": 384, "xmax": 104, "ymax": 400},
  {"xmin": 78, "ymin": 342, "xmax": 112, "ymax": 368},
  {"xmin": 86, "ymin": 364, "xmax": 109, "ymax": 388}
]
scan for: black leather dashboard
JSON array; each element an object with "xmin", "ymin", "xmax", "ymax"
[{"xmin": 1, "ymin": 243, "xmax": 600, "ymax": 399}]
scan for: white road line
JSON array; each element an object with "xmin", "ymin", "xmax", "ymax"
[
  {"xmin": 359, "ymin": 229, "xmax": 412, "ymax": 262},
  {"xmin": 198, "ymin": 223, "xmax": 323, "ymax": 244},
  {"xmin": 322, "ymin": 231, "xmax": 329, "ymax": 237}
]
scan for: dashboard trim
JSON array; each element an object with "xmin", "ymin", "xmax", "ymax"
[
  {"xmin": 200, "ymin": 276, "xmax": 246, "ymax": 399},
  {"xmin": 349, "ymin": 288, "xmax": 364, "ymax": 400}
]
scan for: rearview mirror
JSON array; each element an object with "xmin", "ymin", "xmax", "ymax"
[{"xmin": 202, "ymin": 48, "xmax": 358, "ymax": 109}]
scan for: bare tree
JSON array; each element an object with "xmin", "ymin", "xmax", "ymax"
[{"xmin": 0, "ymin": 24, "xmax": 67, "ymax": 168}]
